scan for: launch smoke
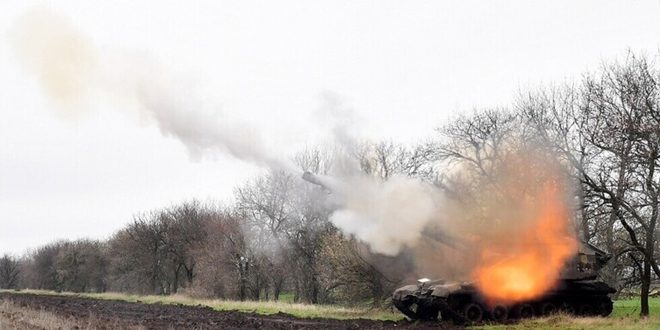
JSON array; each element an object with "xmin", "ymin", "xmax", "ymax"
[
  {"xmin": 10, "ymin": 8, "xmax": 440, "ymax": 256},
  {"xmin": 329, "ymin": 175, "xmax": 438, "ymax": 255},
  {"xmin": 10, "ymin": 9, "xmax": 294, "ymax": 172},
  {"xmin": 9, "ymin": 8, "xmax": 578, "ymax": 284},
  {"xmin": 313, "ymin": 97, "xmax": 441, "ymax": 256}
]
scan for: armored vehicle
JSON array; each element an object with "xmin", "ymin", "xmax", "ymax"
[
  {"xmin": 391, "ymin": 242, "xmax": 616, "ymax": 323},
  {"xmin": 299, "ymin": 171, "xmax": 615, "ymax": 323}
]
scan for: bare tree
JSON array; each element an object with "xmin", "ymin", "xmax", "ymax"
[
  {"xmin": 109, "ymin": 212, "xmax": 167, "ymax": 294},
  {"xmin": 191, "ymin": 209, "xmax": 253, "ymax": 299},
  {"xmin": 54, "ymin": 240, "xmax": 108, "ymax": 292},
  {"xmin": 356, "ymin": 141, "xmax": 436, "ymax": 181},
  {"xmin": 235, "ymin": 168, "xmax": 332, "ymax": 303},
  {"xmin": 161, "ymin": 202, "xmax": 208, "ymax": 293},
  {"xmin": 24, "ymin": 242, "xmax": 65, "ymax": 290},
  {"xmin": 234, "ymin": 147, "xmax": 339, "ymax": 303},
  {"xmin": 317, "ymin": 232, "xmax": 398, "ymax": 306},
  {"xmin": 433, "ymin": 109, "xmax": 520, "ymax": 176},
  {"xmin": 520, "ymin": 53, "xmax": 660, "ymax": 316},
  {"xmin": 579, "ymin": 54, "xmax": 660, "ymax": 316},
  {"xmin": 108, "ymin": 202, "xmax": 208, "ymax": 295},
  {"xmin": 0, "ymin": 254, "xmax": 20, "ymax": 289}
]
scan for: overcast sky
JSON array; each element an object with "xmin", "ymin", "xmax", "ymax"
[{"xmin": 1, "ymin": 1, "xmax": 660, "ymax": 255}]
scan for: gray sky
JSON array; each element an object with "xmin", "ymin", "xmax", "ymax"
[{"xmin": 1, "ymin": 0, "xmax": 660, "ymax": 255}]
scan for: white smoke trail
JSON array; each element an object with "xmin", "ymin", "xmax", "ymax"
[
  {"xmin": 10, "ymin": 8, "xmax": 437, "ymax": 256},
  {"xmin": 9, "ymin": 9, "xmax": 297, "ymax": 173}
]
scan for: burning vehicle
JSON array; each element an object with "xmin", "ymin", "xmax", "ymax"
[{"xmin": 391, "ymin": 241, "xmax": 615, "ymax": 323}]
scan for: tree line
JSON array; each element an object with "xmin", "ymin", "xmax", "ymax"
[{"xmin": 1, "ymin": 52, "xmax": 659, "ymax": 315}]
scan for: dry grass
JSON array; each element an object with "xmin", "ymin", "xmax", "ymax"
[
  {"xmin": 0, "ymin": 299, "xmax": 143, "ymax": 330},
  {"xmin": 477, "ymin": 312, "xmax": 660, "ymax": 330}
]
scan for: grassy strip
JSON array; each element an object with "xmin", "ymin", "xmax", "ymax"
[
  {"xmin": 475, "ymin": 298, "xmax": 660, "ymax": 330},
  {"xmin": 478, "ymin": 314, "xmax": 660, "ymax": 330},
  {"xmin": 0, "ymin": 289, "xmax": 403, "ymax": 321},
  {"xmin": 610, "ymin": 297, "xmax": 660, "ymax": 318}
]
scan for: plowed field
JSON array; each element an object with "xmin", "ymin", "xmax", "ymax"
[{"xmin": 0, "ymin": 292, "xmax": 457, "ymax": 329}]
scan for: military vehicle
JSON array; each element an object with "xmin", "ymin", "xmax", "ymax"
[
  {"xmin": 300, "ymin": 171, "xmax": 615, "ymax": 323},
  {"xmin": 391, "ymin": 242, "xmax": 615, "ymax": 323}
]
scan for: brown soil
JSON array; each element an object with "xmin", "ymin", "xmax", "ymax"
[{"xmin": 0, "ymin": 292, "xmax": 460, "ymax": 329}]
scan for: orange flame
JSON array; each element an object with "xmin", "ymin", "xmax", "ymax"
[{"xmin": 472, "ymin": 182, "xmax": 577, "ymax": 303}]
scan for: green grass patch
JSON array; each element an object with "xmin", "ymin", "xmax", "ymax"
[
  {"xmin": 477, "ymin": 314, "xmax": 660, "ymax": 330},
  {"xmin": 475, "ymin": 297, "xmax": 660, "ymax": 330},
  {"xmin": 0, "ymin": 289, "xmax": 402, "ymax": 321},
  {"xmin": 276, "ymin": 292, "xmax": 295, "ymax": 303},
  {"xmin": 610, "ymin": 297, "xmax": 660, "ymax": 318}
]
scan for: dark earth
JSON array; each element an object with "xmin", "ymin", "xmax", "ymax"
[{"xmin": 0, "ymin": 292, "xmax": 460, "ymax": 329}]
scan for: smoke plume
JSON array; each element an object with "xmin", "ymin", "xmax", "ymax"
[
  {"xmin": 10, "ymin": 10, "xmax": 578, "ymax": 295},
  {"xmin": 327, "ymin": 174, "xmax": 438, "ymax": 256},
  {"xmin": 10, "ymin": 9, "xmax": 295, "ymax": 172},
  {"xmin": 313, "ymin": 96, "xmax": 441, "ymax": 256},
  {"xmin": 10, "ymin": 9, "xmax": 97, "ymax": 115},
  {"xmin": 10, "ymin": 9, "xmax": 439, "ymax": 256}
]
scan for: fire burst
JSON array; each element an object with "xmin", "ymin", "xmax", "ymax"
[{"xmin": 472, "ymin": 182, "xmax": 577, "ymax": 303}]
